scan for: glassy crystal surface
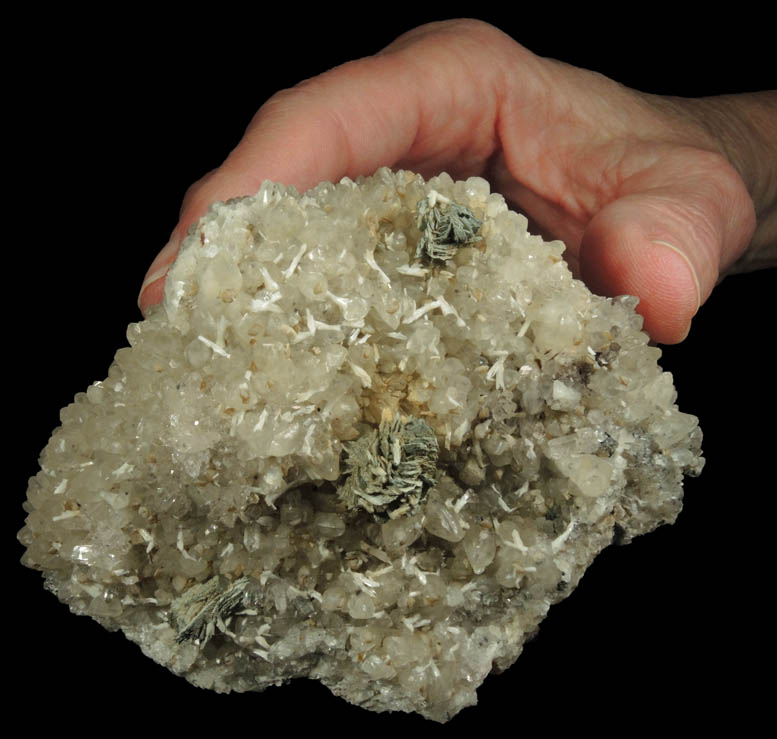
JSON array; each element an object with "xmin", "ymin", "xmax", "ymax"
[{"xmin": 18, "ymin": 169, "xmax": 703, "ymax": 721}]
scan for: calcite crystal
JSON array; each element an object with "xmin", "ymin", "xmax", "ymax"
[{"xmin": 18, "ymin": 168, "xmax": 703, "ymax": 721}]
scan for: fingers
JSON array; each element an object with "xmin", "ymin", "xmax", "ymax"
[
  {"xmin": 138, "ymin": 238, "xmax": 180, "ymax": 314},
  {"xmin": 137, "ymin": 67, "xmax": 417, "ymax": 315},
  {"xmin": 138, "ymin": 20, "xmax": 512, "ymax": 315},
  {"xmin": 580, "ymin": 149, "xmax": 755, "ymax": 343}
]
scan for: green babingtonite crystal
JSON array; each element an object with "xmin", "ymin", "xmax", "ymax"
[
  {"xmin": 338, "ymin": 414, "xmax": 439, "ymax": 520},
  {"xmin": 171, "ymin": 575, "xmax": 252, "ymax": 645},
  {"xmin": 415, "ymin": 191, "xmax": 482, "ymax": 262},
  {"xmin": 18, "ymin": 168, "xmax": 703, "ymax": 722}
]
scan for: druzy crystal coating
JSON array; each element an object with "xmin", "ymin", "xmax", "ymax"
[{"xmin": 18, "ymin": 169, "xmax": 703, "ymax": 721}]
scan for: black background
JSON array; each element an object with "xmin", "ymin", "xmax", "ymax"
[{"xmin": 10, "ymin": 8, "xmax": 774, "ymax": 732}]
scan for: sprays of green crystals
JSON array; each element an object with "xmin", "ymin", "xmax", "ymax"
[
  {"xmin": 415, "ymin": 191, "xmax": 482, "ymax": 262},
  {"xmin": 338, "ymin": 414, "xmax": 439, "ymax": 520},
  {"xmin": 171, "ymin": 575, "xmax": 252, "ymax": 645}
]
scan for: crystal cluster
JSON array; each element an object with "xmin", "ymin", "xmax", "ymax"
[{"xmin": 18, "ymin": 168, "xmax": 703, "ymax": 721}]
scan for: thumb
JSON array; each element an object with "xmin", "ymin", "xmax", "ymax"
[{"xmin": 579, "ymin": 150, "xmax": 755, "ymax": 344}]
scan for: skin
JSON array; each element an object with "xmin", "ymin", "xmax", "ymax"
[{"xmin": 137, "ymin": 19, "xmax": 776, "ymax": 344}]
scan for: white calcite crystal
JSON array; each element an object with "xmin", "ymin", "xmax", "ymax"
[{"xmin": 18, "ymin": 168, "xmax": 703, "ymax": 721}]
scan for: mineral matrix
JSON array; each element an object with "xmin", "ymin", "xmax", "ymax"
[{"xmin": 18, "ymin": 169, "xmax": 703, "ymax": 721}]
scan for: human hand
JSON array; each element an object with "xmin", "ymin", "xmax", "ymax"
[{"xmin": 137, "ymin": 19, "xmax": 772, "ymax": 344}]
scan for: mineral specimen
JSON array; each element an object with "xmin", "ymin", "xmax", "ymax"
[{"xmin": 18, "ymin": 168, "xmax": 704, "ymax": 721}]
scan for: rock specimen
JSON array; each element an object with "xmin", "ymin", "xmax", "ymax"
[{"xmin": 18, "ymin": 168, "xmax": 703, "ymax": 721}]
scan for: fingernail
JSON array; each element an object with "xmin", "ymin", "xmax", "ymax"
[
  {"xmin": 138, "ymin": 239, "xmax": 179, "ymax": 314},
  {"xmin": 651, "ymin": 240, "xmax": 701, "ymax": 313},
  {"xmin": 139, "ymin": 265, "xmax": 170, "ymax": 296}
]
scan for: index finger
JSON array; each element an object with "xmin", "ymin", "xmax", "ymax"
[{"xmin": 137, "ymin": 20, "xmax": 515, "ymax": 314}]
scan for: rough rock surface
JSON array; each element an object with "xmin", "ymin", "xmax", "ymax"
[{"xmin": 18, "ymin": 168, "xmax": 703, "ymax": 721}]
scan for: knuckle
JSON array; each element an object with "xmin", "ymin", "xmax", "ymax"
[
  {"xmin": 180, "ymin": 170, "xmax": 217, "ymax": 218},
  {"xmin": 383, "ymin": 18, "xmax": 513, "ymax": 56}
]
